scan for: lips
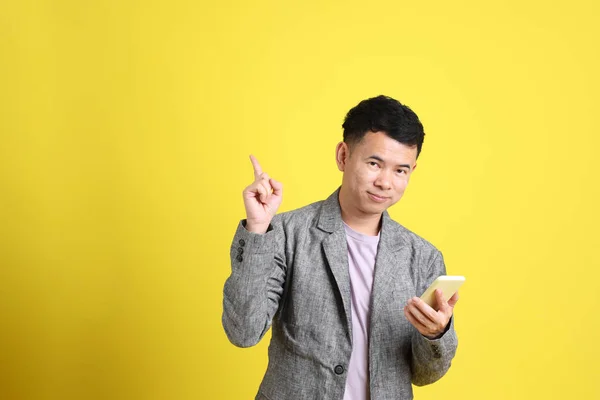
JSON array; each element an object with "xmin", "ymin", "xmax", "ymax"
[{"xmin": 367, "ymin": 192, "xmax": 388, "ymax": 202}]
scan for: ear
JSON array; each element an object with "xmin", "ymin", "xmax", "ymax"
[
  {"xmin": 335, "ymin": 142, "xmax": 349, "ymax": 171},
  {"xmin": 412, "ymin": 162, "xmax": 417, "ymax": 172}
]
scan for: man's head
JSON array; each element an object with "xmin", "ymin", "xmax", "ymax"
[
  {"xmin": 342, "ymin": 95, "xmax": 425, "ymax": 158},
  {"xmin": 336, "ymin": 95, "xmax": 426, "ymax": 218}
]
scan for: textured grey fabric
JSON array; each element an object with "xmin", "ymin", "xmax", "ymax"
[{"xmin": 223, "ymin": 188, "xmax": 458, "ymax": 400}]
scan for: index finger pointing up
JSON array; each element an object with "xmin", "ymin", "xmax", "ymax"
[{"xmin": 249, "ymin": 154, "xmax": 263, "ymax": 179}]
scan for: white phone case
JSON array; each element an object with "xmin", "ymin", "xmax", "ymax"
[{"xmin": 420, "ymin": 275, "xmax": 465, "ymax": 308}]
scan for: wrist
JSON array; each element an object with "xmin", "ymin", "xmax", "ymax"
[{"xmin": 244, "ymin": 220, "xmax": 270, "ymax": 234}]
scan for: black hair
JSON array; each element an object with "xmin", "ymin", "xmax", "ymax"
[{"xmin": 342, "ymin": 95, "xmax": 425, "ymax": 158}]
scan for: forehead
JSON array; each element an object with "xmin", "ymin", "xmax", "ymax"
[{"xmin": 352, "ymin": 131, "xmax": 417, "ymax": 163}]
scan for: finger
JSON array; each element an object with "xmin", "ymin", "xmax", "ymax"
[
  {"xmin": 434, "ymin": 289, "xmax": 448, "ymax": 311},
  {"xmin": 258, "ymin": 180, "xmax": 272, "ymax": 202},
  {"xmin": 410, "ymin": 297, "xmax": 438, "ymax": 323},
  {"xmin": 270, "ymin": 178, "xmax": 283, "ymax": 196},
  {"xmin": 435, "ymin": 289, "xmax": 458, "ymax": 314},
  {"xmin": 407, "ymin": 302, "xmax": 449, "ymax": 336},
  {"xmin": 448, "ymin": 291, "xmax": 459, "ymax": 308},
  {"xmin": 242, "ymin": 180, "xmax": 261, "ymax": 197},
  {"xmin": 405, "ymin": 306, "xmax": 440, "ymax": 337},
  {"xmin": 258, "ymin": 177, "xmax": 272, "ymax": 194},
  {"xmin": 259, "ymin": 172, "xmax": 270, "ymax": 183},
  {"xmin": 249, "ymin": 154, "xmax": 263, "ymax": 180},
  {"xmin": 433, "ymin": 290, "xmax": 456, "ymax": 323},
  {"xmin": 254, "ymin": 183, "xmax": 267, "ymax": 203},
  {"xmin": 404, "ymin": 306, "xmax": 427, "ymax": 331},
  {"xmin": 406, "ymin": 302, "xmax": 435, "ymax": 327}
]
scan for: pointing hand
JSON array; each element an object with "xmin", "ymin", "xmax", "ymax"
[{"xmin": 242, "ymin": 155, "xmax": 283, "ymax": 234}]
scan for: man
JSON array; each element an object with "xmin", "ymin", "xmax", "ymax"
[{"xmin": 222, "ymin": 95, "xmax": 459, "ymax": 400}]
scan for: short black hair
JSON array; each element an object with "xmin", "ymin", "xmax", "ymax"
[{"xmin": 342, "ymin": 95, "xmax": 425, "ymax": 158}]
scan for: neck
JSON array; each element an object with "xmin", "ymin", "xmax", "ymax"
[{"xmin": 338, "ymin": 188, "xmax": 382, "ymax": 236}]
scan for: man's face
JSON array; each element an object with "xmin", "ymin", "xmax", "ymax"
[{"xmin": 337, "ymin": 131, "xmax": 418, "ymax": 216}]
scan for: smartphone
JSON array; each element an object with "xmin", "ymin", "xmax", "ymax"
[{"xmin": 420, "ymin": 275, "xmax": 465, "ymax": 308}]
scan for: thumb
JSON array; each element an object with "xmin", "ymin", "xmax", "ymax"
[
  {"xmin": 434, "ymin": 289, "xmax": 450, "ymax": 313},
  {"xmin": 447, "ymin": 291, "xmax": 459, "ymax": 308},
  {"xmin": 270, "ymin": 178, "xmax": 283, "ymax": 196}
]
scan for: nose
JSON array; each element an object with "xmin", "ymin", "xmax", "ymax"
[{"xmin": 374, "ymin": 170, "xmax": 392, "ymax": 190}]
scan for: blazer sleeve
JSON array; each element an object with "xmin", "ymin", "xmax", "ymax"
[
  {"xmin": 410, "ymin": 250, "xmax": 459, "ymax": 386},
  {"xmin": 222, "ymin": 216, "xmax": 287, "ymax": 348}
]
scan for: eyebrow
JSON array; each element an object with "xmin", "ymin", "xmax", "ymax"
[{"xmin": 367, "ymin": 155, "xmax": 412, "ymax": 169}]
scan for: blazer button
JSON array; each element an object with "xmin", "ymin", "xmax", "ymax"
[
  {"xmin": 239, "ymin": 239, "xmax": 246, "ymax": 246},
  {"xmin": 237, "ymin": 247, "xmax": 243, "ymax": 254},
  {"xmin": 334, "ymin": 365, "xmax": 344, "ymax": 375},
  {"xmin": 236, "ymin": 255, "xmax": 243, "ymax": 262}
]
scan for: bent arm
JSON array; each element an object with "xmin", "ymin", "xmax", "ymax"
[{"xmin": 410, "ymin": 251, "xmax": 458, "ymax": 386}]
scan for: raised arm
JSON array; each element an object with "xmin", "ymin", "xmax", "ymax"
[{"xmin": 222, "ymin": 155, "xmax": 287, "ymax": 348}]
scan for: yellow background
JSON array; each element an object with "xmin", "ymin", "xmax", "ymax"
[{"xmin": 1, "ymin": 0, "xmax": 599, "ymax": 399}]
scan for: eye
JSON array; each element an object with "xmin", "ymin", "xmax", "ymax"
[
  {"xmin": 397, "ymin": 169, "xmax": 408, "ymax": 174},
  {"xmin": 368, "ymin": 161, "xmax": 380, "ymax": 168}
]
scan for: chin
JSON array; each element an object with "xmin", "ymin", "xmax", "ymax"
[{"xmin": 361, "ymin": 201, "xmax": 388, "ymax": 215}]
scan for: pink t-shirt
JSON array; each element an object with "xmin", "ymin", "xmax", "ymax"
[{"xmin": 343, "ymin": 222, "xmax": 380, "ymax": 400}]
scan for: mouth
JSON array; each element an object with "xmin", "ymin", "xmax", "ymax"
[{"xmin": 367, "ymin": 192, "xmax": 389, "ymax": 203}]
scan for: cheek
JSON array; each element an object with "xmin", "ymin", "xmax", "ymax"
[
  {"xmin": 353, "ymin": 168, "xmax": 375, "ymax": 185},
  {"xmin": 394, "ymin": 176, "xmax": 410, "ymax": 191}
]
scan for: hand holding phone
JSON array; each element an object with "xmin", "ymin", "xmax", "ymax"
[
  {"xmin": 404, "ymin": 275, "xmax": 464, "ymax": 339},
  {"xmin": 420, "ymin": 275, "xmax": 465, "ymax": 309}
]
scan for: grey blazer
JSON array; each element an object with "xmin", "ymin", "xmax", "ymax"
[{"xmin": 222, "ymin": 189, "xmax": 458, "ymax": 400}]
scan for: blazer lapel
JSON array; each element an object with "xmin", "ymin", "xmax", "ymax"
[
  {"xmin": 323, "ymin": 230, "xmax": 353, "ymax": 337},
  {"xmin": 371, "ymin": 211, "xmax": 411, "ymax": 325},
  {"xmin": 318, "ymin": 189, "xmax": 353, "ymax": 338}
]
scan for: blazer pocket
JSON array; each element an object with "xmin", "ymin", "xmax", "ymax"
[
  {"xmin": 281, "ymin": 322, "xmax": 313, "ymax": 357},
  {"xmin": 280, "ymin": 321, "xmax": 336, "ymax": 365}
]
